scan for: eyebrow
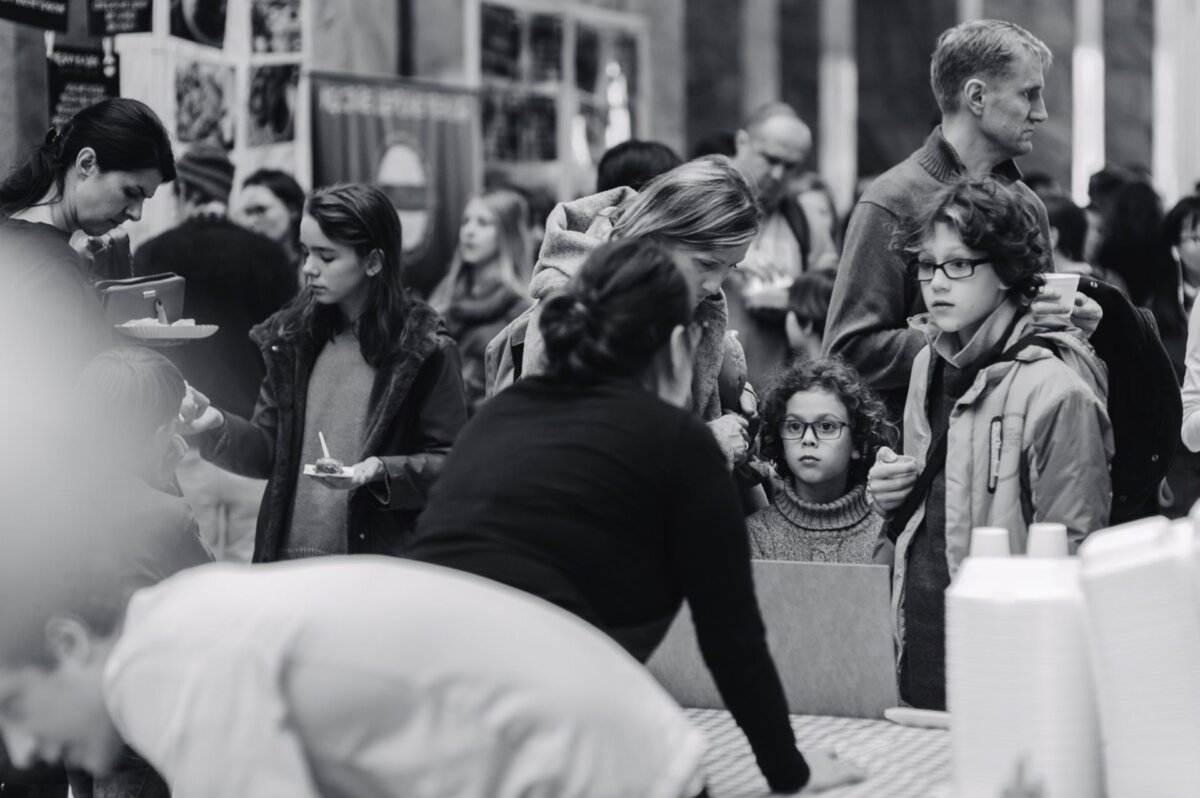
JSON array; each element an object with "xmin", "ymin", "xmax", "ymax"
[{"xmin": 783, "ymin": 413, "xmax": 847, "ymax": 423}]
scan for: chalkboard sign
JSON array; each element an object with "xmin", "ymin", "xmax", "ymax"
[
  {"xmin": 87, "ymin": 0, "xmax": 152, "ymax": 36},
  {"xmin": 481, "ymin": 3, "xmax": 520, "ymax": 80},
  {"xmin": 47, "ymin": 45, "xmax": 120, "ymax": 130},
  {"xmin": 0, "ymin": 0, "xmax": 68, "ymax": 31}
]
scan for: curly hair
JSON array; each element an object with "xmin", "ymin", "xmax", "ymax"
[
  {"xmin": 895, "ymin": 175, "xmax": 1048, "ymax": 301},
  {"xmin": 758, "ymin": 357, "xmax": 897, "ymax": 487}
]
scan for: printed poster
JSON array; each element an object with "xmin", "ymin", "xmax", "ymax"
[
  {"xmin": 0, "ymin": 0, "xmax": 68, "ymax": 31},
  {"xmin": 47, "ymin": 44, "xmax": 119, "ymax": 130},
  {"xmin": 87, "ymin": 0, "xmax": 152, "ymax": 37},
  {"xmin": 311, "ymin": 74, "xmax": 478, "ymax": 296}
]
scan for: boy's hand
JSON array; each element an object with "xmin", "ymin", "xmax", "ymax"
[
  {"xmin": 867, "ymin": 446, "xmax": 918, "ymax": 514},
  {"xmin": 178, "ymin": 383, "xmax": 224, "ymax": 435}
]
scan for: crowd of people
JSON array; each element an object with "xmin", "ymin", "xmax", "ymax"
[{"xmin": 0, "ymin": 15, "xmax": 1197, "ymax": 798}]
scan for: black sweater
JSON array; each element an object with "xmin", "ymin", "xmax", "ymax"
[{"xmin": 409, "ymin": 377, "xmax": 810, "ymax": 793}]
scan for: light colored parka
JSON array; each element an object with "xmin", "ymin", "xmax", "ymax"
[{"xmin": 893, "ymin": 300, "xmax": 1114, "ymax": 652}]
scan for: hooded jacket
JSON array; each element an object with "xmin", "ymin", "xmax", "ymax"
[
  {"xmin": 893, "ymin": 302, "xmax": 1113, "ymax": 653},
  {"xmin": 198, "ymin": 299, "xmax": 467, "ymax": 561},
  {"xmin": 484, "ymin": 188, "xmax": 737, "ymax": 421}
]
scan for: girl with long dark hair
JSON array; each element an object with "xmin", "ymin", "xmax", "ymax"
[{"xmin": 180, "ymin": 184, "xmax": 467, "ymax": 561}]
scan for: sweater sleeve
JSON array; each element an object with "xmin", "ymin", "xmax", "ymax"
[
  {"xmin": 823, "ymin": 201, "xmax": 926, "ymax": 393},
  {"xmin": 198, "ymin": 377, "xmax": 279, "ymax": 479},
  {"xmin": 1182, "ymin": 301, "xmax": 1200, "ymax": 452},
  {"xmin": 666, "ymin": 416, "xmax": 810, "ymax": 794}
]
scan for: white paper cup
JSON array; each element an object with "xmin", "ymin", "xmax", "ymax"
[
  {"xmin": 1041, "ymin": 273, "xmax": 1080, "ymax": 315},
  {"xmin": 1027, "ymin": 522, "xmax": 1069, "ymax": 558},
  {"xmin": 969, "ymin": 526, "xmax": 1011, "ymax": 558}
]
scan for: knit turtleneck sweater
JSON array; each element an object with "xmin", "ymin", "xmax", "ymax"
[{"xmin": 746, "ymin": 482, "xmax": 883, "ymax": 564}]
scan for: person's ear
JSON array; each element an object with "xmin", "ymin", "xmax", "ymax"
[
  {"xmin": 851, "ymin": 446, "xmax": 863, "ymax": 460},
  {"xmin": 364, "ymin": 249, "xmax": 384, "ymax": 277},
  {"xmin": 75, "ymin": 147, "xmax": 98, "ymax": 179},
  {"xmin": 44, "ymin": 616, "xmax": 93, "ymax": 666},
  {"xmin": 964, "ymin": 78, "xmax": 987, "ymax": 116},
  {"xmin": 1048, "ymin": 226, "xmax": 1061, "ymax": 252},
  {"xmin": 670, "ymin": 323, "xmax": 696, "ymax": 368}
]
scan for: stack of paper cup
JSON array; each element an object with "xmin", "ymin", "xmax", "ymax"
[
  {"xmin": 969, "ymin": 526, "xmax": 1011, "ymax": 558},
  {"xmin": 1027, "ymin": 522, "xmax": 1069, "ymax": 558},
  {"xmin": 1078, "ymin": 516, "xmax": 1200, "ymax": 796},
  {"xmin": 947, "ymin": 556, "xmax": 1102, "ymax": 797}
]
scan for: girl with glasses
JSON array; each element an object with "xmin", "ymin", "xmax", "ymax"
[
  {"xmin": 748, "ymin": 357, "xmax": 895, "ymax": 564},
  {"xmin": 867, "ymin": 176, "xmax": 1112, "ymax": 711}
]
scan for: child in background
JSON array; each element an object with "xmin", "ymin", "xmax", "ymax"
[
  {"xmin": 76, "ymin": 346, "xmax": 191, "ymax": 495},
  {"xmin": 867, "ymin": 176, "xmax": 1113, "ymax": 711},
  {"xmin": 748, "ymin": 357, "xmax": 894, "ymax": 563},
  {"xmin": 784, "ymin": 269, "xmax": 837, "ymax": 360}
]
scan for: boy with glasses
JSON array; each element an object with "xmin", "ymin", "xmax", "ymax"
[{"xmin": 865, "ymin": 176, "xmax": 1112, "ymax": 711}]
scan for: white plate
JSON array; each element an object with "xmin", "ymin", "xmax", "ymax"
[
  {"xmin": 115, "ymin": 323, "xmax": 219, "ymax": 342},
  {"xmin": 302, "ymin": 464, "xmax": 355, "ymax": 479}
]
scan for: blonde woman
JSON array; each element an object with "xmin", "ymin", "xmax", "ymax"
[
  {"xmin": 431, "ymin": 189, "xmax": 532, "ymax": 412},
  {"xmin": 486, "ymin": 155, "xmax": 764, "ymax": 472}
]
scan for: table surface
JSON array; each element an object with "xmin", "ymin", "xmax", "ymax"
[{"xmin": 687, "ymin": 708, "xmax": 952, "ymax": 797}]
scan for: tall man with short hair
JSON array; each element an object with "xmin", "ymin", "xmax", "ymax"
[{"xmin": 824, "ymin": 20, "xmax": 1057, "ymax": 417}]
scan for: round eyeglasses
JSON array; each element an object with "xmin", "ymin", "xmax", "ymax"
[{"xmin": 779, "ymin": 419, "xmax": 849, "ymax": 441}]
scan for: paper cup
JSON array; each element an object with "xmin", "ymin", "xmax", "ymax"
[
  {"xmin": 1041, "ymin": 273, "xmax": 1080, "ymax": 315},
  {"xmin": 1027, "ymin": 522, "xmax": 1069, "ymax": 558},
  {"xmin": 970, "ymin": 526, "xmax": 1011, "ymax": 558}
]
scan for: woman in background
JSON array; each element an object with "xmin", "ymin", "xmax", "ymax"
[
  {"xmin": 239, "ymin": 168, "xmax": 306, "ymax": 283},
  {"xmin": 429, "ymin": 188, "xmax": 532, "ymax": 413}
]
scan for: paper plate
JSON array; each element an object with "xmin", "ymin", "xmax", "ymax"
[
  {"xmin": 115, "ymin": 324, "xmax": 219, "ymax": 345},
  {"xmin": 302, "ymin": 464, "xmax": 355, "ymax": 479}
]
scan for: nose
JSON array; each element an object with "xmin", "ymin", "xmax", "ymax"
[
  {"xmin": 125, "ymin": 199, "xmax": 144, "ymax": 223},
  {"xmin": 301, "ymin": 256, "xmax": 319, "ymax": 277},
  {"xmin": 1030, "ymin": 96, "xmax": 1048, "ymax": 123},
  {"xmin": 929, "ymin": 267, "xmax": 952, "ymax": 290},
  {"xmin": 800, "ymin": 425, "xmax": 820, "ymax": 445}
]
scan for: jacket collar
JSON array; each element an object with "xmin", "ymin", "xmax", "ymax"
[{"xmin": 915, "ymin": 126, "xmax": 1024, "ymax": 184}]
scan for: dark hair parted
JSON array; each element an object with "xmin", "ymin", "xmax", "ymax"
[
  {"xmin": 0, "ymin": 98, "xmax": 175, "ymax": 218},
  {"xmin": 758, "ymin": 357, "xmax": 897, "ymax": 487},
  {"xmin": 273, "ymin": 184, "xmax": 410, "ymax": 368},
  {"xmin": 596, "ymin": 139, "xmax": 683, "ymax": 194},
  {"xmin": 896, "ymin": 176, "xmax": 1048, "ymax": 301},
  {"xmin": 540, "ymin": 238, "xmax": 693, "ymax": 385}
]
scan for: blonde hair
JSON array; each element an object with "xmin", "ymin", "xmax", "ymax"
[
  {"xmin": 611, "ymin": 155, "xmax": 761, "ymax": 250},
  {"xmin": 431, "ymin": 189, "xmax": 531, "ymax": 313},
  {"xmin": 76, "ymin": 347, "xmax": 186, "ymax": 441}
]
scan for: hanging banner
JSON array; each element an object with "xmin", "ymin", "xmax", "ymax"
[
  {"xmin": 311, "ymin": 74, "xmax": 478, "ymax": 296},
  {"xmin": 87, "ymin": 0, "xmax": 152, "ymax": 37},
  {"xmin": 0, "ymin": 0, "xmax": 68, "ymax": 31},
  {"xmin": 47, "ymin": 44, "xmax": 120, "ymax": 129}
]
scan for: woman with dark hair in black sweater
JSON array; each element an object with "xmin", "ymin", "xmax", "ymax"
[{"xmin": 409, "ymin": 237, "xmax": 861, "ymax": 795}]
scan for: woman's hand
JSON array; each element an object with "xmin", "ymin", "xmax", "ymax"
[
  {"xmin": 709, "ymin": 414, "xmax": 750, "ymax": 469},
  {"xmin": 866, "ymin": 446, "xmax": 918, "ymax": 514},
  {"xmin": 795, "ymin": 749, "xmax": 866, "ymax": 793},
  {"xmin": 314, "ymin": 457, "xmax": 385, "ymax": 490},
  {"xmin": 178, "ymin": 383, "xmax": 225, "ymax": 435}
]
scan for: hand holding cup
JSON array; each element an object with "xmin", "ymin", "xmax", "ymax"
[{"xmin": 867, "ymin": 446, "xmax": 918, "ymax": 514}]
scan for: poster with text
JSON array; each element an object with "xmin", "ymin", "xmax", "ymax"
[
  {"xmin": 0, "ymin": 0, "xmax": 67, "ymax": 31},
  {"xmin": 47, "ymin": 45, "xmax": 119, "ymax": 129},
  {"xmin": 176, "ymin": 60, "xmax": 235, "ymax": 148},
  {"xmin": 87, "ymin": 0, "xmax": 151, "ymax": 36},
  {"xmin": 170, "ymin": 0, "xmax": 227, "ymax": 49},
  {"xmin": 311, "ymin": 74, "xmax": 478, "ymax": 296}
]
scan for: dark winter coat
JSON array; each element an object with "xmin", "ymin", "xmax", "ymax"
[{"xmin": 198, "ymin": 299, "xmax": 467, "ymax": 561}]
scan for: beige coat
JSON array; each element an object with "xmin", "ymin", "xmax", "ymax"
[{"xmin": 893, "ymin": 302, "xmax": 1114, "ymax": 652}]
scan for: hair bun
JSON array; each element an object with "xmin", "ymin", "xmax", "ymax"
[{"xmin": 540, "ymin": 292, "xmax": 593, "ymax": 360}]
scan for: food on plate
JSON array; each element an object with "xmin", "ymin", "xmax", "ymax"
[
  {"xmin": 315, "ymin": 457, "xmax": 344, "ymax": 475},
  {"xmin": 119, "ymin": 318, "xmax": 198, "ymax": 327}
]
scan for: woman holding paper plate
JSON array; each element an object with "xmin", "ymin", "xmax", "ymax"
[
  {"xmin": 0, "ymin": 97, "xmax": 175, "ymax": 376},
  {"xmin": 180, "ymin": 184, "xmax": 468, "ymax": 562}
]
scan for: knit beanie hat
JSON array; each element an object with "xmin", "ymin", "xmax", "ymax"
[{"xmin": 176, "ymin": 142, "xmax": 235, "ymax": 203}]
